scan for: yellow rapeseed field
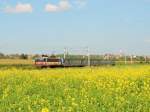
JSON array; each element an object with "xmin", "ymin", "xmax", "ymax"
[{"xmin": 0, "ymin": 65, "xmax": 150, "ymax": 112}]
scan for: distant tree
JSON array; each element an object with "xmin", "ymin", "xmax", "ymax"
[
  {"xmin": 50, "ymin": 54, "xmax": 57, "ymax": 58},
  {"xmin": 0, "ymin": 53, "xmax": 5, "ymax": 59},
  {"xmin": 32, "ymin": 54, "xmax": 40, "ymax": 59},
  {"xmin": 136, "ymin": 56, "xmax": 145, "ymax": 62},
  {"xmin": 20, "ymin": 54, "xmax": 28, "ymax": 59}
]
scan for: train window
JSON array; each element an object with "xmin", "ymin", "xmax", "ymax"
[
  {"xmin": 47, "ymin": 58, "xmax": 60, "ymax": 62},
  {"xmin": 43, "ymin": 58, "xmax": 47, "ymax": 62},
  {"xmin": 35, "ymin": 58, "xmax": 44, "ymax": 62}
]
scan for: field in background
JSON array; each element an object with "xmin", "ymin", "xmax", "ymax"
[
  {"xmin": 0, "ymin": 65, "xmax": 150, "ymax": 112},
  {"xmin": 0, "ymin": 59, "xmax": 34, "ymax": 69},
  {"xmin": 0, "ymin": 59, "xmax": 33, "ymax": 65}
]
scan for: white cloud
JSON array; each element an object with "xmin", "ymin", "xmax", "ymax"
[
  {"xmin": 59, "ymin": 0, "xmax": 71, "ymax": 10},
  {"xmin": 4, "ymin": 3, "xmax": 33, "ymax": 13},
  {"xmin": 45, "ymin": 0, "xmax": 71, "ymax": 12},
  {"xmin": 45, "ymin": 4, "xmax": 59, "ymax": 12},
  {"xmin": 2, "ymin": 0, "xmax": 87, "ymax": 13}
]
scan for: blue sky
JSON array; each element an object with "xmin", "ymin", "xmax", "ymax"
[{"xmin": 0, "ymin": 0, "xmax": 150, "ymax": 55}]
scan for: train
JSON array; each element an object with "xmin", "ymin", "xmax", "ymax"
[{"xmin": 34, "ymin": 55, "xmax": 115, "ymax": 68}]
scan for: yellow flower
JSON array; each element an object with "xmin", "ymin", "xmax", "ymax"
[{"xmin": 41, "ymin": 108, "xmax": 49, "ymax": 112}]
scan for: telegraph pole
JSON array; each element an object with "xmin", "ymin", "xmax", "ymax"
[
  {"xmin": 125, "ymin": 55, "xmax": 127, "ymax": 64},
  {"xmin": 130, "ymin": 55, "xmax": 133, "ymax": 64},
  {"xmin": 145, "ymin": 56, "xmax": 147, "ymax": 63},
  {"xmin": 64, "ymin": 48, "xmax": 67, "ymax": 59},
  {"xmin": 87, "ymin": 47, "xmax": 90, "ymax": 66}
]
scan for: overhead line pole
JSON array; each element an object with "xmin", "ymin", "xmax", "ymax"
[
  {"xmin": 130, "ymin": 55, "xmax": 133, "ymax": 64},
  {"xmin": 64, "ymin": 48, "xmax": 67, "ymax": 59},
  {"xmin": 125, "ymin": 55, "xmax": 127, "ymax": 64},
  {"xmin": 87, "ymin": 47, "xmax": 90, "ymax": 67}
]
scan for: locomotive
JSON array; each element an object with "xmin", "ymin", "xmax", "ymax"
[{"xmin": 34, "ymin": 55, "xmax": 115, "ymax": 68}]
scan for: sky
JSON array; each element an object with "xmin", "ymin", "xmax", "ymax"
[{"xmin": 0, "ymin": 0, "xmax": 150, "ymax": 55}]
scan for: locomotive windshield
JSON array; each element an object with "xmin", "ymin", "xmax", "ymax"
[
  {"xmin": 47, "ymin": 58, "xmax": 61, "ymax": 62},
  {"xmin": 35, "ymin": 58, "xmax": 44, "ymax": 62}
]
